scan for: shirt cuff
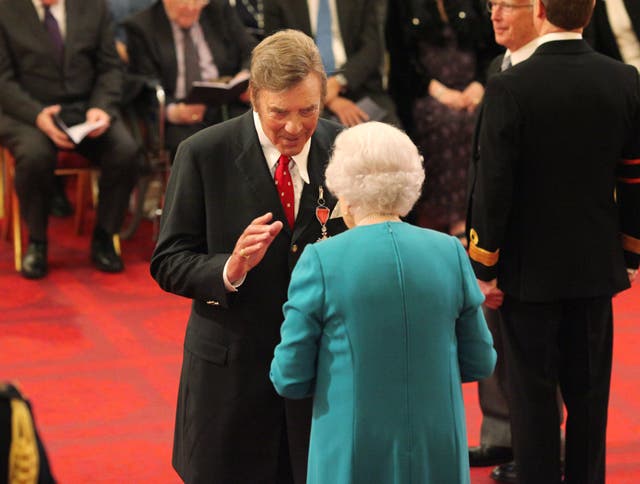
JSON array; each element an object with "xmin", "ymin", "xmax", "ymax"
[{"xmin": 223, "ymin": 256, "xmax": 246, "ymax": 292}]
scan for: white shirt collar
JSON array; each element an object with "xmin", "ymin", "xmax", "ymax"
[
  {"xmin": 252, "ymin": 110, "xmax": 311, "ymax": 184},
  {"xmin": 507, "ymin": 37, "xmax": 540, "ymax": 66},
  {"xmin": 537, "ymin": 32, "xmax": 582, "ymax": 46}
]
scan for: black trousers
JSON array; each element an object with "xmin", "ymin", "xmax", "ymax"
[
  {"xmin": 499, "ymin": 295, "xmax": 613, "ymax": 484},
  {"xmin": 1, "ymin": 116, "xmax": 140, "ymax": 241}
]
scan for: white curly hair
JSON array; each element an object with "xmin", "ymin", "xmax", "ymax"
[{"xmin": 325, "ymin": 122, "xmax": 424, "ymax": 219}]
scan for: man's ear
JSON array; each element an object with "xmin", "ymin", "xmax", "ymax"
[
  {"xmin": 249, "ymin": 82, "xmax": 257, "ymax": 111},
  {"xmin": 534, "ymin": 0, "xmax": 546, "ymax": 21}
]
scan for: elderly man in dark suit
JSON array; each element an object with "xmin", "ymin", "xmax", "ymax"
[
  {"xmin": 124, "ymin": 0, "xmax": 256, "ymax": 159},
  {"xmin": 263, "ymin": 0, "xmax": 399, "ymax": 127},
  {"xmin": 466, "ymin": 1, "xmax": 540, "ymax": 481},
  {"xmin": 468, "ymin": 0, "xmax": 640, "ymax": 482},
  {"xmin": 150, "ymin": 30, "xmax": 345, "ymax": 483},
  {"xmin": 0, "ymin": 0, "xmax": 140, "ymax": 279}
]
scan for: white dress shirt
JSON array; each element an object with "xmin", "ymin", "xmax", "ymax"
[
  {"xmin": 508, "ymin": 37, "xmax": 540, "ymax": 66},
  {"xmin": 537, "ymin": 32, "xmax": 582, "ymax": 46}
]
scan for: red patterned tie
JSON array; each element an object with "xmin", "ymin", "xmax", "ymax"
[{"xmin": 275, "ymin": 154, "xmax": 295, "ymax": 228}]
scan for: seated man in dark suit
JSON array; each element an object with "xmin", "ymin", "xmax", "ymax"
[
  {"xmin": 124, "ymin": 0, "xmax": 256, "ymax": 160},
  {"xmin": 0, "ymin": 0, "xmax": 140, "ymax": 279},
  {"xmin": 264, "ymin": 0, "xmax": 400, "ymax": 127}
]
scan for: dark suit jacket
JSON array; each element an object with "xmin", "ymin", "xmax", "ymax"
[
  {"xmin": 263, "ymin": 0, "xmax": 387, "ymax": 104},
  {"xmin": 0, "ymin": 0, "xmax": 123, "ymax": 127},
  {"xmin": 466, "ymin": 53, "xmax": 502, "ymax": 223},
  {"xmin": 585, "ymin": 0, "xmax": 640, "ymax": 61},
  {"xmin": 150, "ymin": 110, "xmax": 344, "ymax": 482},
  {"xmin": 123, "ymin": 0, "xmax": 255, "ymax": 107},
  {"xmin": 468, "ymin": 40, "xmax": 640, "ymax": 302}
]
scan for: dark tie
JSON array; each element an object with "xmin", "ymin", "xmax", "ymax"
[
  {"xmin": 182, "ymin": 27, "xmax": 201, "ymax": 95},
  {"xmin": 275, "ymin": 154, "xmax": 295, "ymax": 229},
  {"xmin": 43, "ymin": 6, "xmax": 64, "ymax": 65},
  {"xmin": 316, "ymin": 0, "xmax": 335, "ymax": 74}
]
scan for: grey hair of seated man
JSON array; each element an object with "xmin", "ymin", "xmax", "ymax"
[{"xmin": 325, "ymin": 121, "xmax": 425, "ymax": 221}]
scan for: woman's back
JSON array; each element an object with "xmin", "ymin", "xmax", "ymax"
[{"xmin": 272, "ymin": 222, "xmax": 495, "ymax": 484}]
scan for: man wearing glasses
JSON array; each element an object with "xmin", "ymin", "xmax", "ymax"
[
  {"xmin": 468, "ymin": 0, "xmax": 640, "ymax": 482},
  {"xmin": 467, "ymin": 1, "xmax": 538, "ymax": 482}
]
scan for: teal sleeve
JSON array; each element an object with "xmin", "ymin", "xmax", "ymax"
[
  {"xmin": 454, "ymin": 239, "xmax": 497, "ymax": 382},
  {"xmin": 270, "ymin": 245, "xmax": 325, "ymax": 399}
]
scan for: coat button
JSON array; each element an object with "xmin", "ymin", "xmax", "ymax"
[
  {"xmin": 412, "ymin": 17, "xmax": 420, "ymax": 26},
  {"xmin": 291, "ymin": 244, "xmax": 298, "ymax": 253}
]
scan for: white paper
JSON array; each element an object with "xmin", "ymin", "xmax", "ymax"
[{"xmin": 65, "ymin": 120, "xmax": 107, "ymax": 144}]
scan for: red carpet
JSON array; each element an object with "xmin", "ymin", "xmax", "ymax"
[{"xmin": 1, "ymin": 214, "xmax": 639, "ymax": 483}]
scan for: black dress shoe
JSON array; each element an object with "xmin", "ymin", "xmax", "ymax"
[
  {"xmin": 50, "ymin": 190, "xmax": 73, "ymax": 217},
  {"xmin": 91, "ymin": 233, "xmax": 124, "ymax": 273},
  {"xmin": 21, "ymin": 242, "xmax": 48, "ymax": 279},
  {"xmin": 490, "ymin": 461, "xmax": 517, "ymax": 483},
  {"xmin": 469, "ymin": 445, "xmax": 513, "ymax": 467}
]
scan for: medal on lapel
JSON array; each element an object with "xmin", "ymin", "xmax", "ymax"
[{"xmin": 316, "ymin": 186, "xmax": 330, "ymax": 241}]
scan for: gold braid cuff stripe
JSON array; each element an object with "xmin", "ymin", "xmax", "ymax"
[
  {"xmin": 469, "ymin": 229, "xmax": 500, "ymax": 267},
  {"xmin": 622, "ymin": 233, "xmax": 640, "ymax": 254}
]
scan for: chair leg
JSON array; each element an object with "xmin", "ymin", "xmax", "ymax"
[
  {"xmin": 11, "ymin": 177, "xmax": 21, "ymax": 272},
  {"xmin": 0, "ymin": 154, "xmax": 5, "ymax": 220},
  {"xmin": 74, "ymin": 171, "xmax": 90, "ymax": 235},
  {"xmin": 113, "ymin": 234, "xmax": 121, "ymax": 256},
  {"xmin": 2, "ymin": 149, "xmax": 22, "ymax": 272},
  {"xmin": 1, "ymin": 151, "xmax": 9, "ymax": 242}
]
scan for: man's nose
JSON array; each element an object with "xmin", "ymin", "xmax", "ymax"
[{"xmin": 284, "ymin": 117, "xmax": 303, "ymax": 135}]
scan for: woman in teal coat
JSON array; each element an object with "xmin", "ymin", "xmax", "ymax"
[{"xmin": 270, "ymin": 122, "xmax": 496, "ymax": 484}]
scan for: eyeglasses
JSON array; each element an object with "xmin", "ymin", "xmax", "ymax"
[
  {"xmin": 486, "ymin": 1, "xmax": 533, "ymax": 14},
  {"xmin": 176, "ymin": 0, "xmax": 209, "ymax": 7}
]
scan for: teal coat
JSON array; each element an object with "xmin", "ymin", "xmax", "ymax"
[{"xmin": 271, "ymin": 222, "xmax": 496, "ymax": 484}]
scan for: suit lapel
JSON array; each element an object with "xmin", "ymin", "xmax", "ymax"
[
  {"xmin": 155, "ymin": 4, "xmax": 179, "ymax": 95},
  {"xmin": 289, "ymin": 0, "xmax": 312, "ymax": 35},
  {"xmin": 233, "ymin": 112, "xmax": 294, "ymax": 236},
  {"xmin": 292, "ymin": 127, "xmax": 337, "ymax": 243},
  {"xmin": 336, "ymin": 0, "xmax": 354, "ymax": 51},
  {"xmin": 200, "ymin": 8, "xmax": 228, "ymax": 75},
  {"xmin": 63, "ymin": 0, "xmax": 79, "ymax": 69}
]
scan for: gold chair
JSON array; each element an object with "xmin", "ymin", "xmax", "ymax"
[{"xmin": 1, "ymin": 147, "xmax": 120, "ymax": 272}]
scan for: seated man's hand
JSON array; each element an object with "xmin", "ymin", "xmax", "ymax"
[
  {"xmin": 167, "ymin": 102, "xmax": 207, "ymax": 124},
  {"xmin": 85, "ymin": 108, "xmax": 111, "ymax": 138},
  {"xmin": 326, "ymin": 96, "xmax": 369, "ymax": 127},
  {"xmin": 36, "ymin": 105, "xmax": 74, "ymax": 150}
]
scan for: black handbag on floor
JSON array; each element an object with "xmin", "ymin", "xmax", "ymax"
[{"xmin": 0, "ymin": 383, "xmax": 56, "ymax": 484}]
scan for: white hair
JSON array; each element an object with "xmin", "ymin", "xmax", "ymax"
[{"xmin": 325, "ymin": 122, "xmax": 424, "ymax": 219}]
